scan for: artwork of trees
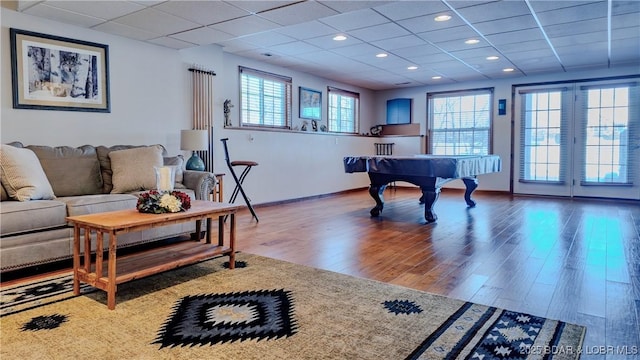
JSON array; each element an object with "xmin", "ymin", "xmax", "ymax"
[{"xmin": 26, "ymin": 46, "xmax": 98, "ymax": 100}]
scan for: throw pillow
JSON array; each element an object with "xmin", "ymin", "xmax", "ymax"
[
  {"xmin": 97, "ymin": 144, "xmax": 167, "ymax": 193},
  {"xmin": 0, "ymin": 144, "xmax": 56, "ymax": 201},
  {"xmin": 164, "ymin": 155, "xmax": 186, "ymax": 189},
  {"xmin": 109, "ymin": 145, "xmax": 164, "ymax": 194},
  {"xmin": 27, "ymin": 145, "xmax": 103, "ymax": 197},
  {"xmin": 0, "ymin": 167, "xmax": 8, "ymax": 201}
]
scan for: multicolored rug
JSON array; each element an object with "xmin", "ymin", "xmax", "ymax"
[{"xmin": 1, "ymin": 253, "xmax": 585, "ymax": 359}]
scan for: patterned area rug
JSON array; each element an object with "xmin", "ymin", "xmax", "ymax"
[{"xmin": 1, "ymin": 253, "xmax": 585, "ymax": 359}]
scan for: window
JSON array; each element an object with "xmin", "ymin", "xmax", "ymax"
[
  {"xmin": 518, "ymin": 88, "xmax": 570, "ymax": 183},
  {"xmin": 239, "ymin": 66, "xmax": 292, "ymax": 128},
  {"xmin": 328, "ymin": 87, "xmax": 359, "ymax": 133},
  {"xmin": 580, "ymin": 83, "xmax": 637, "ymax": 184},
  {"xmin": 428, "ymin": 89, "xmax": 492, "ymax": 155}
]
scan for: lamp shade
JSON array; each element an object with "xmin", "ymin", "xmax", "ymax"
[{"xmin": 180, "ymin": 129, "xmax": 208, "ymax": 151}]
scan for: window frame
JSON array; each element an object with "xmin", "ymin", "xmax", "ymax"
[
  {"xmin": 239, "ymin": 66, "xmax": 292, "ymax": 129},
  {"xmin": 427, "ymin": 88, "xmax": 494, "ymax": 155},
  {"xmin": 327, "ymin": 86, "xmax": 359, "ymax": 134}
]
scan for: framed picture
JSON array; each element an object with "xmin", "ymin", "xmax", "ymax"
[
  {"xmin": 299, "ymin": 87, "xmax": 321, "ymax": 120},
  {"xmin": 10, "ymin": 28, "xmax": 110, "ymax": 112}
]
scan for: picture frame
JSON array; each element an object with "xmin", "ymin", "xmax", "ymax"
[
  {"xmin": 10, "ymin": 28, "xmax": 110, "ymax": 112},
  {"xmin": 299, "ymin": 87, "xmax": 321, "ymax": 120}
]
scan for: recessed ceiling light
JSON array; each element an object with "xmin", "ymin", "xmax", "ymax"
[
  {"xmin": 407, "ymin": 65, "xmax": 418, "ymax": 70},
  {"xmin": 434, "ymin": 14, "xmax": 451, "ymax": 22},
  {"xmin": 503, "ymin": 68, "xmax": 515, "ymax": 72},
  {"xmin": 465, "ymin": 39, "xmax": 480, "ymax": 45},
  {"xmin": 333, "ymin": 35, "xmax": 347, "ymax": 41},
  {"xmin": 486, "ymin": 56, "xmax": 499, "ymax": 61},
  {"xmin": 432, "ymin": 76, "xmax": 442, "ymax": 80},
  {"xmin": 376, "ymin": 53, "xmax": 388, "ymax": 58}
]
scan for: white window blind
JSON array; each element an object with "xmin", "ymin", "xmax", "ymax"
[
  {"xmin": 328, "ymin": 87, "xmax": 359, "ymax": 134},
  {"xmin": 428, "ymin": 89, "xmax": 493, "ymax": 155},
  {"xmin": 579, "ymin": 82, "xmax": 638, "ymax": 185},
  {"xmin": 239, "ymin": 66, "xmax": 292, "ymax": 128},
  {"xmin": 518, "ymin": 87, "xmax": 570, "ymax": 183}
]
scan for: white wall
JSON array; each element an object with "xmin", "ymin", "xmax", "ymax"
[
  {"xmin": 0, "ymin": 8, "xmax": 378, "ymax": 205},
  {"xmin": 0, "ymin": 8, "xmax": 188, "ymax": 153}
]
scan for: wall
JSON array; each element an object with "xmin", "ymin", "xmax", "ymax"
[
  {"xmin": 0, "ymin": 8, "xmax": 380, "ymax": 205},
  {"xmin": 0, "ymin": 8, "xmax": 188, "ymax": 153}
]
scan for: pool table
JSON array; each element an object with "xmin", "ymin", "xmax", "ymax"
[{"xmin": 343, "ymin": 155, "xmax": 502, "ymax": 223}]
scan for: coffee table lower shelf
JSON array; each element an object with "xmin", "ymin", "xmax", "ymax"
[{"xmin": 76, "ymin": 240, "xmax": 231, "ymax": 287}]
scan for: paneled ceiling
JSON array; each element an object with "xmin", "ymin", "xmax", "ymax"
[{"xmin": 9, "ymin": 0, "xmax": 640, "ymax": 90}]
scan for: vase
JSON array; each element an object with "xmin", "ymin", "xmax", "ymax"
[{"xmin": 154, "ymin": 166, "xmax": 176, "ymax": 192}]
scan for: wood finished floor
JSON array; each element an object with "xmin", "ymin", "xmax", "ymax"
[
  {"xmin": 235, "ymin": 188, "xmax": 640, "ymax": 359},
  {"xmin": 2, "ymin": 188, "xmax": 638, "ymax": 358}
]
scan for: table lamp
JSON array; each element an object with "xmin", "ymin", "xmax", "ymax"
[{"xmin": 180, "ymin": 129, "xmax": 208, "ymax": 171}]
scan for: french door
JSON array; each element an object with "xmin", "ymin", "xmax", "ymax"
[{"xmin": 513, "ymin": 78, "xmax": 639, "ymax": 200}]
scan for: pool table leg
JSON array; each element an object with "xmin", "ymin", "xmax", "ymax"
[
  {"xmin": 462, "ymin": 177, "xmax": 478, "ymax": 207},
  {"xmin": 368, "ymin": 184, "xmax": 387, "ymax": 216},
  {"xmin": 420, "ymin": 187, "xmax": 440, "ymax": 223}
]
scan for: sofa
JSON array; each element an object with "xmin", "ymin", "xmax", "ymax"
[{"xmin": 0, "ymin": 142, "xmax": 217, "ymax": 273}]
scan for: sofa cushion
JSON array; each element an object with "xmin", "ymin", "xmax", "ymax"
[
  {"xmin": 97, "ymin": 145, "xmax": 167, "ymax": 193},
  {"xmin": 26, "ymin": 145, "xmax": 103, "ymax": 197},
  {"xmin": 58, "ymin": 194, "xmax": 139, "ymax": 217},
  {"xmin": 109, "ymin": 145, "xmax": 164, "ymax": 193},
  {"xmin": 0, "ymin": 144, "xmax": 56, "ymax": 201},
  {"xmin": 0, "ymin": 200, "xmax": 67, "ymax": 236}
]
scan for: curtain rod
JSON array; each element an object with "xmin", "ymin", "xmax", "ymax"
[{"xmin": 188, "ymin": 68, "xmax": 216, "ymax": 76}]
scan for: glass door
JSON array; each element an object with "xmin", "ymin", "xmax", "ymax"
[
  {"xmin": 573, "ymin": 81, "xmax": 639, "ymax": 199},
  {"xmin": 513, "ymin": 78, "xmax": 639, "ymax": 200},
  {"xmin": 513, "ymin": 87, "xmax": 574, "ymax": 197}
]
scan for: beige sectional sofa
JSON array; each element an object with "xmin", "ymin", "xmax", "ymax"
[{"xmin": 0, "ymin": 142, "xmax": 217, "ymax": 273}]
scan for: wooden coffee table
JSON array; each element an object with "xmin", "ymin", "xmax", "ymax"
[{"xmin": 66, "ymin": 200, "xmax": 243, "ymax": 309}]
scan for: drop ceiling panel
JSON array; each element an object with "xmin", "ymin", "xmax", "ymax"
[
  {"xmin": 39, "ymin": 1, "xmax": 145, "ymax": 20},
  {"xmin": 485, "ymin": 29, "xmax": 546, "ymax": 46},
  {"xmin": 373, "ymin": 1, "xmax": 450, "ymax": 21},
  {"xmin": 113, "ymin": 8, "xmax": 201, "ymax": 35},
  {"xmin": 258, "ymin": 1, "xmax": 339, "ymax": 26},
  {"xmin": 93, "ymin": 21, "xmax": 160, "ymax": 41},
  {"xmin": 270, "ymin": 41, "xmax": 322, "ymax": 55},
  {"xmin": 208, "ymin": 15, "xmax": 281, "ymax": 37},
  {"xmin": 170, "ymin": 27, "xmax": 234, "ymax": 45},
  {"xmin": 304, "ymin": 34, "xmax": 363, "ymax": 49},
  {"xmin": 535, "ymin": 2, "xmax": 608, "ymax": 26},
  {"xmin": 22, "ymin": 4, "xmax": 105, "ymax": 28},
  {"xmin": 319, "ymin": 1, "xmax": 392, "ymax": 14},
  {"xmin": 318, "ymin": 8, "xmax": 390, "ymax": 31},
  {"xmin": 420, "ymin": 26, "xmax": 482, "ymax": 44},
  {"xmin": 408, "ymin": 53, "xmax": 460, "ymax": 65},
  {"xmin": 348, "ymin": 22, "xmax": 411, "ymax": 42},
  {"xmin": 397, "ymin": 14, "xmax": 467, "ymax": 34},
  {"xmin": 472, "ymin": 14, "xmax": 538, "ymax": 35},
  {"xmin": 240, "ymin": 31, "xmax": 297, "ymax": 47},
  {"xmin": 153, "ymin": 1, "xmax": 251, "ymax": 26},
  {"xmin": 371, "ymin": 35, "xmax": 426, "ymax": 51},
  {"xmin": 228, "ymin": 1, "xmax": 301, "ymax": 14},
  {"xmin": 148, "ymin": 36, "xmax": 194, "ymax": 50},
  {"xmin": 274, "ymin": 21, "xmax": 338, "ymax": 40},
  {"xmin": 452, "ymin": 1, "xmax": 532, "ymax": 23}
]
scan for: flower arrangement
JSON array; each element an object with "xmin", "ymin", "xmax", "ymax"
[{"xmin": 136, "ymin": 190, "xmax": 191, "ymax": 214}]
